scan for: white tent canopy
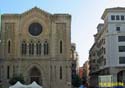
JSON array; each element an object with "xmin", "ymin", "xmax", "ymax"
[
  {"xmin": 9, "ymin": 81, "xmax": 42, "ymax": 88},
  {"xmin": 27, "ymin": 81, "xmax": 42, "ymax": 88},
  {"xmin": 9, "ymin": 81, "xmax": 25, "ymax": 88}
]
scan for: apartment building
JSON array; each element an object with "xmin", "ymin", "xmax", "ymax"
[
  {"xmin": 71, "ymin": 43, "xmax": 79, "ymax": 78},
  {"xmin": 89, "ymin": 7, "xmax": 125, "ymax": 87}
]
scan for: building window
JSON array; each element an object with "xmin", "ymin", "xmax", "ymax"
[
  {"xmin": 118, "ymin": 36, "xmax": 125, "ymax": 42},
  {"xmin": 60, "ymin": 66, "xmax": 62, "ymax": 80},
  {"xmin": 29, "ymin": 41, "xmax": 34, "ymax": 55},
  {"xmin": 119, "ymin": 46, "xmax": 125, "ymax": 52},
  {"xmin": 44, "ymin": 41, "xmax": 48, "ymax": 55},
  {"xmin": 31, "ymin": 43, "xmax": 34, "ymax": 55},
  {"xmin": 22, "ymin": 41, "xmax": 27, "ymax": 55},
  {"xmin": 60, "ymin": 41, "xmax": 63, "ymax": 54},
  {"xmin": 8, "ymin": 41, "xmax": 11, "ymax": 53},
  {"xmin": 119, "ymin": 57, "xmax": 125, "ymax": 64},
  {"xmin": 111, "ymin": 15, "xmax": 115, "ymax": 20},
  {"xmin": 13, "ymin": 65, "xmax": 15, "ymax": 75},
  {"xmin": 7, "ymin": 66, "xmax": 10, "ymax": 79},
  {"xmin": 36, "ymin": 41, "xmax": 41, "ymax": 55},
  {"xmin": 29, "ymin": 43, "xmax": 32, "ymax": 55},
  {"xmin": 116, "ymin": 15, "xmax": 120, "ymax": 20},
  {"xmin": 29, "ymin": 23, "xmax": 43, "ymax": 36},
  {"xmin": 55, "ymin": 66, "xmax": 56, "ymax": 80},
  {"xmin": 121, "ymin": 15, "xmax": 124, "ymax": 20},
  {"xmin": 116, "ymin": 27, "xmax": 120, "ymax": 32}
]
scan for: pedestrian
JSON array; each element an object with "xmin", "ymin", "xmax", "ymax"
[
  {"xmin": 80, "ymin": 85, "xmax": 87, "ymax": 88},
  {"xmin": 79, "ymin": 81, "xmax": 87, "ymax": 88}
]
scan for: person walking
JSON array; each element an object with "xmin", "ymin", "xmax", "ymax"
[{"xmin": 79, "ymin": 81, "xmax": 86, "ymax": 88}]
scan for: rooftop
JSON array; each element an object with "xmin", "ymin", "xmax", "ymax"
[{"xmin": 101, "ymin": 7, "xmax": 125, "ymax": 19}]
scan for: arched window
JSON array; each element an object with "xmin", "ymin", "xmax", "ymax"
[
  {"xmin": 29, "ymin": 43, "xmax": 32, "ymax": 55},
  {"xmin": 7, "ymin": 66, "xmax": 10, "ymax": 79},
  {"xmin": 36, "ymin": 43, "xmax": 39, "ymax": 55},
  {"xmin": 8, "ymin": 40, "xmax": 11, "ymax": 53},
  {"xmin": 36, "ymin": 41, "xmax": 41, "ymax": 55},
  {"xmin": 31, "ymin": 43, "xmax": 34, "ymax": 55},
  {"xmin": 21, "ymin": 41, "xmax": 27, "ymax": 55},
  {"xmin": 60, "ymin": 41, "xmax": 63, "ymax": 54},
  {"xmin": 29, "ymin": 41, "xmax": 34, "ymax": 55},
  {"xmin": 44, "ymin": 41, "xmax": 49, "ymax": 55},
  {"xmin": 60, "ymin": 66, "xmax": 62, "ymax": 80}
]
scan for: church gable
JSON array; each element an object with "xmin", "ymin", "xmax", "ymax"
[{"xmin": 21, "ymin": 7, "xmax": 52, "ymax": 17}]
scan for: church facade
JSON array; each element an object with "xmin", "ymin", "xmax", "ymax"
[{"xmin": 0, "ymin": 7, "xmax": 72, "ymax": 88}]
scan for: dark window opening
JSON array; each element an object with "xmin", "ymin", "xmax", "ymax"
[
  {"xmin": 121, "ymin": 15, "xmax": 124, "ymax": 20},
  {"xmin": 22, "ymin": 41, "xmax": 27, "ymax": 55},
  {"xmin": 119, "ymin": 46, "xmax": 125, "ymax": 52},
  {"xmin": 36, "ymin": 41, "xmax": 41, "ymax": 55},
  {"xmin": 60, "ymin": 66, "xmax": 62, "ymax": 80},
  {"xmin": 29, "ymin": 43, "xmax": 32, "ymax": 55},
  {"xmin": 60, "ymin": 41, "xmax": 63, "ymax": 54},
  {"xmin": 111, "ymin": 15, "xmax": 115, "ymax": 20},
  {"xmin": 119, "ymin": 57, "xmax": 125, "ymax": 64},
  {"xmin": 44, "ymin": 41, "xmax": 49, "ymax": 55},
  {"xmin": 116, "ymin": 27, "xmax": 120, "ymax": 32},
  {"xmin": 7, "ymin": 66, "xmax": 10, "ymax": 79},
  {"xmin": 31, "ymin": 43, "xmax": 34, "ymax": 55},
  {"xmin": 8, "ymin": 41, "xmax": 11, "ymax": 53},
  {"xmin": 118, "ymin": 36, "xmax": 125, "ymax": 42},
  {"xmin": 116, "ymin": 15, "xmax": 120, "ymax": 20}
]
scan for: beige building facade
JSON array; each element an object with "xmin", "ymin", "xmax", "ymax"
[{"xmin": 0, "ymin": 7, "xmax": 72, "ymax": 88}]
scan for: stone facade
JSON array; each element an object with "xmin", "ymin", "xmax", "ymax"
[{"xmin": 0, "ymin": 7, "xmax": 72, "ymax": 88}]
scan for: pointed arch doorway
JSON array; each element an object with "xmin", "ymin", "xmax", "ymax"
[{"xmin": 29, "ymin": 67, "xmax": 42, "ymax": 85}]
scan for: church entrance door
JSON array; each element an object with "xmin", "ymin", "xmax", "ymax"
[{"xmin": 29, "ymin": 67, "xmax": 41, "ymax": 85}]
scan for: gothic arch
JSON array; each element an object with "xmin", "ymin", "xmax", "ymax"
[
  {"xmin": 29, "ymin": 67, "xmax": 41, "ymax": 84},
  {"xmin": 25, "ymin": 64, "xmax": 45, "ymax": 86}
]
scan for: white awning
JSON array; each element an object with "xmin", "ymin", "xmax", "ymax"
[
  {"xmin": 9, "ymin": 81, "xmax": 26, "ymax": 88},
  {"xmin": 9, "ymin": 81, "xmax": 42, "ymax": 88}
]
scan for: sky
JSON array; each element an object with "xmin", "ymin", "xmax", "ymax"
[{"xmin": 1, "ymin": 0, "xmax": 125, "ymax": 66}]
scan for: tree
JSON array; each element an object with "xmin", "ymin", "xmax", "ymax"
[
  {"xmin": 72, "ymin": 74, "xmax": 81, "ymax": 87},
  {"xmin": 9, "ymin": 74, "xmax": 25, "ymax": 85}
]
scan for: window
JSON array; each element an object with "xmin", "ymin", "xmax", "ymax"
[
  {"xmin": 55, "ymin": 66, "xmax": 56, "ymax": 79},
  {"xmin": 36, "ymin": 41, "xmax": 41, "ymax": 55},
  {"xmin": 119, "ymin": 57, "xmax": 125, "ymax": 64},
  {"xmin": 29, "ymin": 23, "xmax": 42, "ymax": 36},
  {"xmin": 44, "ymin": 41, "xmax": 49, "ymax": 55},
  {"xmin": 118, "ymin": 36, "xmax": 125, "ymax": 42},
  {"xmin": 13, "ymin": 65, "xmax": 15, "ymax": 75},
  {"xmin": 7, "ymin": 66, "xmax": 10, "ymax": 79},
  {"xmin": 119, "ymin": 46, "xmax": 125, "ymax": 52},
  {"xmin": 22, "ymin": 41, "xmax": 27, "ymax": 55},
  {"xmin": 29, "ymin": 41, "xmax": 34, "ymax": 55},
  {"xmin": 8, "ymin": 41, "xmax": 11, "ymax": 53},
  {"xmin": 121, "ymin": 15, "xmax": 124, "ymax": 20},
  {"xmin": 60, "ymin": 41, "xmax": 63, "ymax": 54},
  {"xmin": 111, "ymin": 15, "xmax": 115, "ymax": 20},
  {"xmin": 29, "ymin": 43, "xmax": 32, "ymax": 55},
  {"xmin": 116, "ymin": 27, "xmax": 120, "ymax": 32},
  {"xmin": 116, "ymin": 15, "xmax": 120, "ymax": 20},
  {"xmin": 60, "ymin": 66, "xmax": 62, "ymax": 80},
  {"xmin": 31, "ymin": 43, "xmax": 34, "ymax": 55}
]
